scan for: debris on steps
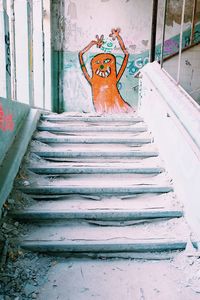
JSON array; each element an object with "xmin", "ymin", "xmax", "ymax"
[
  {"xmin": 1, "ymin": 112, "xmax": 199, "ymax": 299},
  {"xmin": 9, "ymin": 113, "xmax": 197, "ymax": 257}
]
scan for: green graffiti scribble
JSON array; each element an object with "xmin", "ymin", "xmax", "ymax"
[
  {"xmin": 101, "ymin": 38, "xmax": 115, "ymax": 53},
  {"xmin": 107, "ymin": 42, "xmax": 113, "ymax": 47}
]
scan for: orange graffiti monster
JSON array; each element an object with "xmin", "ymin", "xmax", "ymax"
[{"xmin": 79, "ymin": 28, "xmax": 135, "ymax": 114}]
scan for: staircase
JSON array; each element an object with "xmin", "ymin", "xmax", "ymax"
[{"xmin": 11, "ymin": 113, "xmax": 192, "ymax": 258}]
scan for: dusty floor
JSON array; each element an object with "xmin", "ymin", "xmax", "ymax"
[
  {"xmin": 1, "ymin": 242, "xmax": 200, "ymax": 300},
  {"xmin": 38, "ymin": 255, "xmax": 200, "ymax": 300},
  {"xmin": 1, "ymin": 189, "xmax": 200, "ymax": 300},
  {"xmin": 1, "ymin": 192, "xmax": 200, "ymax": 300}
]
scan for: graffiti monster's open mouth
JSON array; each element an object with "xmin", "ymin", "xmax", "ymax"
[{"xmin": 95, "ymin": 67, "xmax": 111, "ymax": 78}]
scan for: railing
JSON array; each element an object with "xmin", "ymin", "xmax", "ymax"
[{"xmin": 160, "ymin": 0, "xmax": 200, "ymax": 106}]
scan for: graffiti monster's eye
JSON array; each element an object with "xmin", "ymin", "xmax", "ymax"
[
  {"xmin": 95, "ymin": 60, "xmax": 100, "ymax": 64},
  {"xmin": 104, "ymin": 59, "xmax": 111, "ymax": 64}
]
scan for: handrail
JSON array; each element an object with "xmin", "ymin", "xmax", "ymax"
[
  {"xmin": 162, "ymin": 40, "xmax": 200, "ymax": 62},
  {"xmin": 133, "ymin": 40, "xmax": 200, "ymax": 79}
]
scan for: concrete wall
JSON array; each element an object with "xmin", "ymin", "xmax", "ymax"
[
  {"xmin": 52, "ymin": 0, "xmax": 157, "ymax": 112},
  {"xmin": 164, "ymin": 43, "xmax": 200, "ymax": 105},
  {"xmin": 139, "ymin": 62, "xmax": 200, "ymax": 241},
  {"xmin": 0, "ymin": 97, "xmax": 40, "ymax": 210},
  {"xmin": 51, "ymin": 0, "xmax": 197, "ymax": 113},
  {"xmin": 0, "ymin": 97, "xmax": 29, "ymax": 165}
]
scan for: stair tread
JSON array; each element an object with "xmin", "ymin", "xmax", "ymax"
[
  {"xmin": 28, "ymin": 162, "xmax": 164, "ymax": 174},
  {"xmin": 35, "ymin": 131, "xmax": 150, "ymax": 138},
  {"xmin": 34, "ymin": 137, "xmax": 152, "ymax": 144},
  {"xmin": 20, "ymin": 218, "xmax": 188, "ymax": 242},
  {"xmin": 13, "ymin": 193, "xmax": 180, "ymax": 210},
  {"xmin": 28, "ymin": 161, "xmax": 163, "ymax": 168},
  {"xmin": 41, "ymin": 113, "xmax": 144, "ymax": 123},
  {"xmin": 37, "ymin": 123, "xmax": 148, "ymax": 132},
  {"xmin": 19, "ymin": 172, "xmax": 171, "ymax": 185}
]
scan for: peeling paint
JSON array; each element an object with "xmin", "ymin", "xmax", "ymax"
[{"xmin": 67, "ymin": 1, "xmax": 77, "ymax": 20}]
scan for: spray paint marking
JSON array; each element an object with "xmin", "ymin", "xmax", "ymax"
[
  {"xmin": 5, "ymin": 33, "xmax": 11, "ymax": 76},
  {"xmin": 0, "ymin": 104, "xmax": 14, "ymax": 131}
]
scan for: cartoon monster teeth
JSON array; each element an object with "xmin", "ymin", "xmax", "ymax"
[{"xmin": 79, "ymin": 28, "xmax": 135, "ymax": 113}]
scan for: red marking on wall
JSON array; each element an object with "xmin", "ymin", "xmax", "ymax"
[{"xmin": 0, "ymin": 104, "xmax": 14, "ymax": 132}]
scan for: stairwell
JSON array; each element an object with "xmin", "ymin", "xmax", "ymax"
[{"xmin": 9, "ymin": 112, "xmax": 194, "ymax": 258}]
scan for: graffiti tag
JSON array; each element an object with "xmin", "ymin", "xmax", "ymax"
[
  {"xmin": 101, "ymin": 38, "xmax": 116, "ymax": 53},
  {"xmin": 0, "ymin": 104, "xmax": 14, "ymax": 131},
  {"xmin": 5, "ymin": 32, "xmax": 11, "ymax": 76}
]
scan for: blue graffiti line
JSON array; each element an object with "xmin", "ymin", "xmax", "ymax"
[{"xmin": 115, "ymin": 55, "xmax": 149, "ymax": 76}]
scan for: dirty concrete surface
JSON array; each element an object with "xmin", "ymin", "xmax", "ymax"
[
  {"xmin": 1, "ymin": 113, "xmax": 200, "ymax": 299},
  {"xmin": 1, "ymin": 158, "xmax": 200, "ymax": 300}
]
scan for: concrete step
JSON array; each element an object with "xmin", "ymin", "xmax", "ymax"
[
  {"xmin": 19, "ymin": 184, "xmax": 173, "ymax": 196},
  {"xmin": 21, "ymin": 239, "xmax": 187, "ymax": 256},
  {"xmin": 33, "ymin": 135, "xmax": 153, "ymax": 144},
  {"xmin": 41, "ymin": 113, "xmax": 144, "ymax": 124},
  {"xmin": 33, "ymin": 149, "xmax": 158, "ymax": 159},
  {"xmin": 37, "ymin": 123, "xmax": 148, "ymax": 133},
  {"xmin": 28, "ymin": 162, "xmax": 164, "ymax": 174},
  {"xmin": 11, "ymin": 208, "xmax": 183, "ymax": 223},
  {"xmin": 16, "ymin": 193, "xmax": 180, "ymax": 210},
  {"xmin": 19, "ymin": 218, "xmax": 190, "ymax": 255},
  {"xmin": 9, "ymin": 112, "xmax": 192, "ymax": 261}
]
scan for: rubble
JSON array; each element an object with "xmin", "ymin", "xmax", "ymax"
[{"xmin": 0, "ymin": 186, "xmax": 52, "ymax": 299}]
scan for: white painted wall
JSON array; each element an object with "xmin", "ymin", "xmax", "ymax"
[
  {"xmin": 64, "ymin": 0, "xmax": 152, "ymax": 54},
  {"xmin": 53, "ymin": 0, "xmax": 192, "ymax": 53}
]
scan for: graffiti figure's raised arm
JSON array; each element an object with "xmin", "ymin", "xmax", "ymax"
[
  {"xmin": 79, "ymin": 35, "xmax": 104, "ymax": 84},
  {"xmin": 109, "ymin": 28, "xmax": 129, "ymax": 82}
]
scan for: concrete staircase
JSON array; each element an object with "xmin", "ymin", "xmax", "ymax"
[{"xmin": 11, "ymin": 113, "xmax": 192, "ymax": 258}]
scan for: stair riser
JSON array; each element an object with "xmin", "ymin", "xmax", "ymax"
[
  {"xmin": 28, "ymin": 167, "xmax": 164, "ymax": 175},
  {"xmin": 20, "ymin": 241, "xmax": 187, "ymax": 254},
  {"xmin": 11, "ymin": 210, "xmax": 183, "ymax": 222},
  {"xmin": 40, "ymin": 116, "xmax": 144, "ymax": 123},
  {"xmin": 34, "ymin": 137, "xmax": 153, "ymax": 144},
  {"xmin": 33, "ymin": 151, "xmax": 159, "ymax": 158},
  {"xmin": 37, "ymin": 126, "xmax": 148, "ymax": 133},
  {"xmin": 19, "ymin": 186, "xmax": 173, "ymax": 195}
]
